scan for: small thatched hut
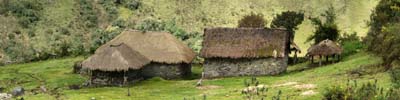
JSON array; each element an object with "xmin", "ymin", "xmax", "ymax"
[
  {"xmin": 307, "ymin": 39, "xmax": 343, "ymax": 65},
  {"xmin": 200, "ymin": 28, "xmax": 289, "ymax": 78},
  {"xmin": 82, "ymin": 30, "xmax": 195, "ymax": 85}
]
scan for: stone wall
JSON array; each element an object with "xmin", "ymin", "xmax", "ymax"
[
  {"xmin": 203, "ymin": 57, "xmax": 288, "ymax": 78},
  {"xmin": 91, "ymin": 69, "xmax": 142, "ymax": 86},
  {"xmin": 141, "ymin": 63, "xmax": 191, "ymax": 79},
  {"xmin": 90, "ymin": 63, "xmax": 192, "ymax": 86}
]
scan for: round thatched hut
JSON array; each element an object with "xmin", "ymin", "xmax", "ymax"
[
  {"xmin": 307, "ymin": 39, "xmax": 343, "ymax": 66},
  {"xmin": 82, "ymin": 30, "xmax": 196, "ymax": 85}
]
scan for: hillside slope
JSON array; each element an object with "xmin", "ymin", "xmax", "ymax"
[
  {"xmin": 0, "ymin": 52, "xmax": 390, "ymax": 100},
  {"xmin": 0, "ymin": 0, "xmax": 379, "ymax": 64}
]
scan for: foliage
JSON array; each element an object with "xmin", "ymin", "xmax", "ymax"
[
  {"xmin": 98, "ymin": 0, "xmax": 119, "ymax": 21},
  {"xmin": 78, "ymin": 0, "xmax": 98, "ymax": 28},
  {"xmin": 338, "ymin": 32, "xmax": 363, "ymax": 57},
  {"xmin": 390, "ymin": 68, "xmax": 400, "ymax": 88},
  {"xmin": 307, "ymin": 6, "xmax": 340, "ymax": 44},
  {"xmin": 0, "ymin": 0, "xmax": 44, "ymax": 28},
  {"xmin": 238, "ymin": 13, "xmax": 266, "ymax": 28},
  {"xmin": 271, "ymin": 11, "xmax": 305, "ymax": 41},
  {"xmin": 124, "ymin": 0, "xmax": 141, "ymax": 10},
  {"xmin": 364, "ymin": 0, "xmax": 400, "ymax": 67},
  {"xmin": 323, "ymin": 80, "xmax": 400, "ymax": 100}
]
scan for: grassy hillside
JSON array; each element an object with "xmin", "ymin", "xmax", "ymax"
[
  {"xmin": 0, "ymin": 52, "xmax": 392, "ymax": 100},
  {"xmin": 0, "ymin": 0, "xmax": 379, "ymax": 64}
]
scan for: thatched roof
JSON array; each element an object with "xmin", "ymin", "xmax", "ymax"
[
  {"xmin": 82, "ymin": 43, "xmax": 150, "ymax": 71},
  {"xmin": 307, "ymin": 39, "xmax": 343, "ymax": 56},
  {"xmin": 200, "ymin": 28, "xmax": 289, "ymax": 58},
  {"xmin": 96, "ymin": 30, "xmax": 196, "ymax": 64}
]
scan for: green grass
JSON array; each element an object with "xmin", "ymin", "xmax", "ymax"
[{"xmin": 0, "ymin": 52, "xmax": 393, "ymax": 100}]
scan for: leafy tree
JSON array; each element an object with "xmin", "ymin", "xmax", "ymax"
[
  {"xmin": 238, "ymin": 13, "xmax": 266, "ymax": 28},
  {"xmin": 307, "ymin": 6, "xmax": 340, "ymax": 44},
  {"xmin": 271, "ymin": 11, "xmax": 304, "ymax": 42},
  {"xmin": 364, "ymin": 0, "xmax": 400, "ymax": 68}
]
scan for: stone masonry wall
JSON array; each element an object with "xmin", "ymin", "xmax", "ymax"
[
  {"xmin": 140, "ymin": 63, "xmax": 191, "ymax": 79},
  {"xmin": 203, "ymin": 57, "xmax": 288, "ymax": 78}
]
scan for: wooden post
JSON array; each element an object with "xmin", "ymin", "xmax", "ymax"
[
  {"xmin": 89, "ymin": 70, "xmax": 92, "ymax": 86},
  {"xmin": 311, "ymin": 56, "xmax": 314, "ymax": 63},
  {"xmin": 319, "ymin": 55, "xmax": 322, "ymax": 66},
  {"xmin": 325, "ymin": 55, "xmax": 329, "ymax": 63},
  {"xmin": 124, "ymin": 71, "xmax": 131, "ymax": 96},
  {"xmin": 294, "ymin": 51, "xmax": 298, "ymax": 63}
]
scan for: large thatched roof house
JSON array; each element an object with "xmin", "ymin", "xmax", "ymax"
[
  {"xmin": 200, "ymin": 28, "xmax": 289, "ymax": 78},
  {"xmin": 82, "ymin": 30, "xmax": 195, "ymax": 85}
]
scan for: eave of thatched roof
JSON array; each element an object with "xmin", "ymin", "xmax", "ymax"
[
  {"xmin": 96, "ymin": 30, "xmax": 196, "ymax": 64},
  {"xmin": 82, "ymin": 43, "xmax": 150, "ymax": 71},
  {"xmin": 307, "ymin": 39, "xmax": 343, "ymax": 56},
  {"xmin": 200, "ymin": 28, "xmax": 289, "ymax": 59}
]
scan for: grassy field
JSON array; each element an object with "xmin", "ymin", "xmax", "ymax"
[{"xmin": 0, "ymin": 52, "xmax": 392, "ymax": 100}]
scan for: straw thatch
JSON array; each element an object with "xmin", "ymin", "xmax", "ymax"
[
  {"xmin": 82, "ymin": 43, "xmax": 150, "ymax": 71},
  {"xmin": 96, "ymin": 30, "xmax": 196, "ymax": 64},
  {"xmin": 307, "ymin": 39, "xmax": 343, "ymax": 56},
  {"xmin": 200, "ymin": 28, "xmax": 289, "ymax": 58}
]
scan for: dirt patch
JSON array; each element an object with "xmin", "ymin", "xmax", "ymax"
[
  {"xmin": 273, "ymin": 82, "xmax": 299, "ymax": 87},
  {"xmin": 301, "ymin": 90, "xmax": 318, "ymax": 96},
  {"xmin": 293, "ymin": 84, "xmax": 316, "ymax": 90},
  {"xmin": 196, "ymin": 85, "xmax": 221, "ymax": 90}
]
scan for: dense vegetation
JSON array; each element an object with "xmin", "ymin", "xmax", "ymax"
[
  {"xmin": 307, "ymin": 6, "xmax": 340, "ymax": 44},
  {"xmin": 364, "ymin": 0, "xmax": 400, "ymax": 68}
]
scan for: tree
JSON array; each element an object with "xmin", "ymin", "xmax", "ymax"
[
  {"xmin": 307, "ymin": 6, "xmax": 340, "ymax": 44},
  {"xmin": 238, "ymin": 13, "xmax": 266, "ymax": 28},
  {"xmin": 364, "ymin": 0, "xmax": 400, "ymax": 68},
  {"xmin": 376, "ymin": 23, "xmax": 400, "ymax": 69},
  {"xmin": 271, "ymin": 11, "xmax": 304, "ymax": 42}
]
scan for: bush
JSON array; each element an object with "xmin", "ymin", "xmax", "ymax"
[
  {"xmin": 79, "ymin": 0, "xmax": 98, "ymax": 28},
  {"xmin": 238, "ymin": 13, "xmax": 266, "ymax": 28},
  {"xmin": 339, "ymin": 32, "xmax": 363, "ymax": 57},
  {"xmin": 390, "ymin": 68, "xmax": 400, "ymax": 88},
  {"xmin": 323, "ymin": 80, "xmax": 400, "ymax": 100},
  {"xmin": 98, "ymin": 0, "xmax": 119, "ymax": 21},
  {"xmin": 125, "ymin": 0, "xmax": 141, "ymax": 10},
  {"xmin": 0, "ymin": 0, "xmax": 44, "ymax": 28}
]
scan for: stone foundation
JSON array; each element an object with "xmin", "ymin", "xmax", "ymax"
[
  {"xmin": 141, "ymin": 63, "xmax": 191, "ymax": 79},
  {"xmin": 90, "ymin": 63, "xmax": 191, "ymax": 85},
  {"xmin": 91, "ymin": 69, "xmax": 142, "ymax": 86},
  {"xmin": 203, "ymin": 57, "xmax": 288, "ymax": 78}
]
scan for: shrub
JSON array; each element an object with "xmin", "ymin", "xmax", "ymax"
[
  {"xmin": 323, "ymin": 80, "xmax": 400, "ymax": 100},
  {"xmin": 125, "ymin": 0, "xmax": 141, "ymax": 10},
  {"xmin": 0, "ymin": 0, "xmax": 44, "ymax": 28},
  {"xmin": 390, "ymin": 68, "xmax": 400, "ymax": 88},
  {"xmin": 238, "ymin": 13, "xmax": 266, "ymax": 28},
  {"xmin": 339, "ymin": 32, "xmax": 363, "ymax": 57},
  {"xmin": 79, "ymin": 0, "xmax": 98, "ymax": 28}
]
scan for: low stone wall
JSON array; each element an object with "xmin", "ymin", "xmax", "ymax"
[
  {"xmin": 203, "ymin": 57, "xmax": 288, "ymax": 78},
  {"xmin": 91, "ymin": 70, "xmax": 142, "ymax": 86},
  {"xmin": 90, "ymin": 63, "xmax": 191, "ymax": 86},
  {"xmin": 141, "ymin": 63, "xmax": 191, "ymax": 79}
]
